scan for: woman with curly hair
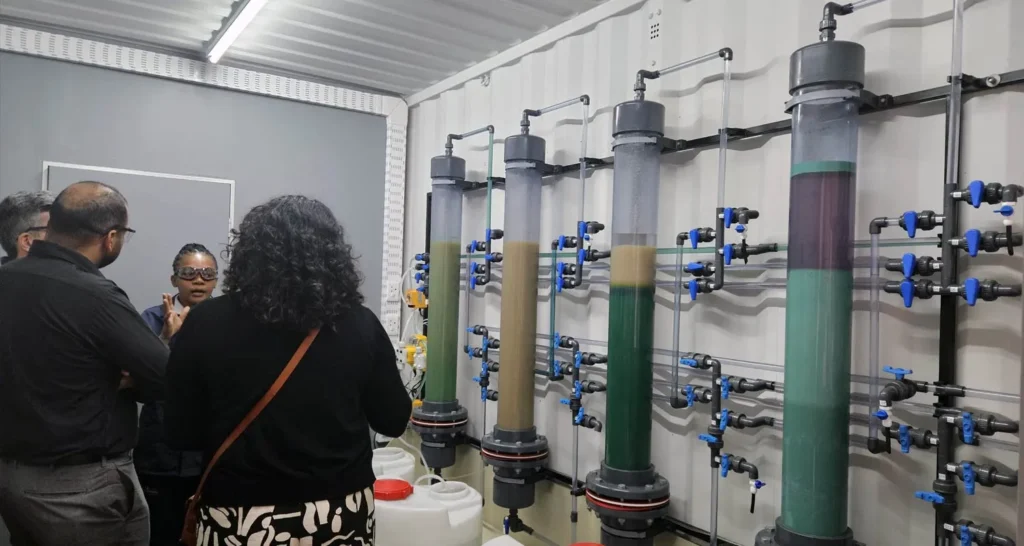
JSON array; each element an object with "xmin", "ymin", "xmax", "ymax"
[{"xmin": 165, "ymin": 196, "xmax": 411, "ymax": 545}]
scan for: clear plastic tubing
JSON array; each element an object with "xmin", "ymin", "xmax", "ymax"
[
  {"xmin": 868, "ymin": 233, "xmax": 881, "ymax": 442},
  {"xmin": 946, "ymin": 0, "xmax": 964, "ymax": 192},
  {"xmin": 847, "ymin": 0, "xmax": 888, "ymax": 11},
  {"xmin": 658, "ymin": 50, "xmax": 721, "ymax": 78},
  {"xmin": 425, "ymin": 160, "xmax": 467, "ymax": 405},
  {"xmin": 496, "ymin": 149, "xmax": 545, "ymax": 434},
  {"xmin": 671, "ymin": 242, "xmax": 683, "ymax": 401},
  {"xmin": 717, "ymin": 56, "xmax": 732, "ymax": 209},
  {"xmin": 709, "ymin": 467, "xmax": 720, "ymax": 546}
]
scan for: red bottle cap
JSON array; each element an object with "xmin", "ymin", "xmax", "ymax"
[{"xmin": 373, "ymin": 478, "xmax": 413, "ymax": 501}]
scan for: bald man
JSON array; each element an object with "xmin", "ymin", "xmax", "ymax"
[{"xmin": 0, "ymin": 181, "xmax": 178, "ymax": 545}]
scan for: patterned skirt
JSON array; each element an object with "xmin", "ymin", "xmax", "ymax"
[{"xmin": 196, "ymin": 487, "xmax": 375, "ymax": 546}]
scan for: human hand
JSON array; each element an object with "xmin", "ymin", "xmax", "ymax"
[{"xmin": 160, "ymin": 294, "xmax": 191, "ymax": 342}]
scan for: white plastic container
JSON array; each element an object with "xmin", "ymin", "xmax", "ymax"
[
  {"xmin": 374, "ymin": 478, "xmax": 483, "ymax": 546},
  {"xmin": 372, "ymin": 447, "xmax": 416, "ymax": 483}
]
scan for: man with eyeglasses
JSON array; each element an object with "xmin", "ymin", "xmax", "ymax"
[
  {"xmin": 0, "ymin": 190, "xmax": 54, "ymax": 265},
  {"xmin": 0, "ymin": 181, "xmax": 174, "ymax": 545}
]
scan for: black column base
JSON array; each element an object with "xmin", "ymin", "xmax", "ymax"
[
  {"xmin": 410, "ymin": 401, "xmax": 468, "ymax": 470},
  {"xmin": 481, "ymin": 426, "xmax": 549, "ymax": 510},
  {"xmin": 756, "ymin": 519, "xmax": 858, "ymax": 546},
  {"xmin": 600, "ymin": 522, "xmax": 656, "ymax": 546}
]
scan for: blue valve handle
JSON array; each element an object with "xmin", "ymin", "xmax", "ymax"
[
  {"xmin": 689, "ymin": 228, "xmax": 700, "ymax": 249},
  {"xmin": 485, "ymin": 253, "xmax": 497, "ymax": 262},
  {"xmin": 961, "ymin": 412, "xmax": 974, "ymax": 444},
  {"xmin": 416, "ymin": 285, "xmax": 426, "ymax": 293},
  {"xmin": 736, "ymin": 224, "xmax": 746, "ymax": 234},
  {"xmin": 698, "ymin": 433, "xmax": 717, "ymax": 445},
  {"xmin": 469, "ymin": 275, "xmax": 477, "ymax": 290},
  {"xmin": 415, "ymin": 272, "xmax": 423, "ymax": 283},
  {"xmin": 415, "ymin": 253, "xmax": 426, "ymax": 261},
  {"xmin": 899, "ymin": 425, "xmax": 911, "ymax": 453},
  {"xmin": 903, "ymin": 211, "xmax": 919, "ymax": 238},
  {"xmin": 485, "ymin": 228, "xmax": 492, "ymax": 241},
  {"xmin": 470, "ymin": 240, "xmax": 478, "ymax": 253},
  {"xmin": 963, "ymin": 278, "xmax": 979, "ymax": 306},
  {"xmin": 578, "ymin": 221, "xmax": 587, "ymax": 241},
  {"xmin": 556, "ymin": 275, "xmax": 564, "ymax": 293},
  {"xmin": 723, "ymin": 244, "xmax": 734, "ymax": 266},
  {"xmin": 719, "ymin": 409, "xmax": 730, "ymax": 432},
  {"xmin": 688, "ymin": 280, "xmax": 699, "ymax": 301},
  {"xmin": 901, "ymin": 253, "xmax": 916, "ymax": 279},
  {"xmin": 554, "ymin": 332, "xmax": 561, "ymax": 346},
  {"xmin": 559, "ymin": 398, "xmax": 570, "ymax": 405},
  {"xmin": 995, "ymin": 204, "xmax": 1014, "ymax": 217},
  {"xmin": 883, "ymin": 366, "xmax": 913, "ymax": 381},
  {"xmin": 503, "ymin": 516, "xmax": 510, "ymax": 535},
  {"xmin": 721, "ymin": 454, "xmax": 731, "ymax": 477},
  {"xmin": 685, "ymin": 385, "xmax": 696, "ymax": 407},
  {"xmin": 753, "ymin": 480, "xmax": 766, "ymax": 491},
  {"xmin": 968, "ymin": 180, "xmax": 985, "ymax": 208},
  {"xmin": 900, "ymin": 278, "xmax": 914, "ymax": 308},
  {"xmin": 422, "ymin": 264, "xmax": 429, "ymax": 271},
  {"xmin": 965, "ymin": 229, "xmax": 981, "ymax": 257},
  {"xmin": 558, "ymin": 235, "xmax": 566, "ymax": 251},
  {"xmin": 960, "ymin": 524, "xmax": 971, "ymax": 546},
  {"xmin": 723, "ymin": 207, "xmax": 734, "ymax": 229},
  {"xmin": 575, "ymin": 352, "xmax": 583, "ymax": 369},
  {"xmin": 472, "ymin": 377, "xmax": 480, "ymax": 383},
  {"xmin": 721, "ymin": 376, "xmax": 731, "ymax": 400},
  {"xmin": 686, "ymin": 262, "xmax": 704, "ymax": 273},
  {"xmin": 681, "ymin": 357, "xmax": 698, "ymax": 368},
  {"xmin": 575, "ymin": 406, "xmax": 585, "ymax": 425},
  {"xmin": 914, "ymin": 491, "xmax": 945, "ymax": 504},
  {"xmin": 963, "ymin": 462, "xmax": 975, "ymax": 495},
  {"xmin": 574, "ymin": 380, "xmax": 583, "ymax": 399},
  {"xmin": 482, "ymin": 337, "xmax": 489, "ymax": 350},
  {"xmin": 874, "ymin": 409, "xmax": 889, "ymax": 421},
  {"xmin": 578, "ymin": 248, "xmax": 586, "ymax": 265}
]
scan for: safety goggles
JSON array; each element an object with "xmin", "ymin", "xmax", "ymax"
[{"xmin": 174, "ymin": 266, "xmax": 218, "ymax": 282}]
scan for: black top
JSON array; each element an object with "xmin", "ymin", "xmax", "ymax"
[
  {"xmin": 164, "ymin": 294, "xmax": 411, "ymax": 506},
  {"xmin": 0, "ymin": 241, "xmax": 168, "ymax": 464},
  {"xmin": 136, "ymin": 298, "xmax": 204, "ymax": 478}
]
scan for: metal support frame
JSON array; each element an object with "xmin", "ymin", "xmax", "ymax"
[{"xmin": 528, "ymin": 69, "xmax": 1024, "ymax": 181}]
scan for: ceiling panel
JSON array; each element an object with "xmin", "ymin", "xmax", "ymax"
[
  {"xmin": 0, "ymin": 0, "xmax": 611, "ymax": 96},
  {"xmin": 0, "ymin": 0, "xmax": 234, "ymax": 50}
]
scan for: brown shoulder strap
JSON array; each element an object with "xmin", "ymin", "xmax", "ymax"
[{"xmin": 191, "ymin": 328, "xmax": 320, "ymax": 501}]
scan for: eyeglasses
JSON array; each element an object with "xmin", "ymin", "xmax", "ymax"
[
  {"xmin": 175, "ymin": 266, "xmax": 218, "ymax": 282},
  {"xmin": 23, "ymin": 226, "xmax": 47, "ymax": 234},
  {"xmin": 109, "ymin": 226, "xmax": 136, "ymax": 244}
]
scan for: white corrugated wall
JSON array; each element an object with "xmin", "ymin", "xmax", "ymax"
[{"xmin": 403, "ymin": 1, "xmax": 1024, "ymax": 544}]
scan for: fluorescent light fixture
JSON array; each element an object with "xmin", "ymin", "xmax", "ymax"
[{"xmin": 206, "ymin": 0, "xmax": 269, "ymax": 64}]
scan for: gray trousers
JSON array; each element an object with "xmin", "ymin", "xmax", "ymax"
[{"xmin": 0, "ymin": 453, "xmax": 149, "ymax": 546}]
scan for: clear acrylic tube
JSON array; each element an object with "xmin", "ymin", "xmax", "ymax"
[
  {"xmin": 496, "ymin": 162, "xmax": 543, "ymax": 432},
  {"xmin": 606, "ymin": 134, "xmax": 661, "ymax": 471},
  {"xmin": 425, "ymin": 183, "xmax": 464, "ymax": 404}
]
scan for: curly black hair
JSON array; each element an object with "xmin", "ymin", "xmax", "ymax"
[
  {"xmin": 172, "ymin": 243, "xmax": 218, "ymax": 273},
  {"xmin": 223, "ymin": 195, "xmax": 364, "ymax": 331}
]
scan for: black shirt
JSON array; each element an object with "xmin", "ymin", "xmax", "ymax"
[
  {"xmin": 164, "ymin": 294, "xmax": 411, "ymax": 506},
  {"xmin": 0, "ymin": 241, "xmax": 169, "ymax": 464}
]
